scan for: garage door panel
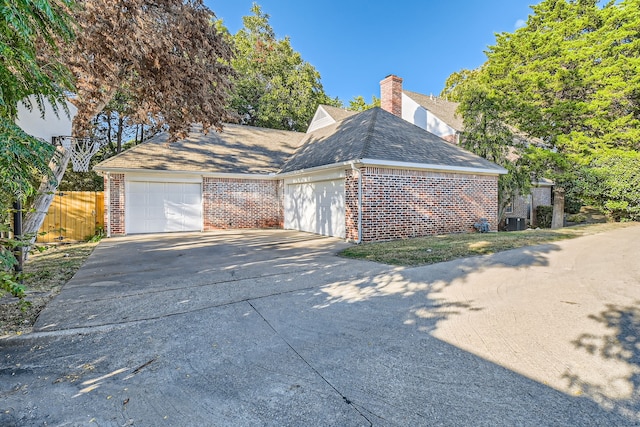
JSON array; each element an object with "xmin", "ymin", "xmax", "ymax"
[
  {"xmin": 285, "ymin": 179, "xmax": 345, "ymax": 238},
  {"xmin": 285, "ymin": 183, "xmax": 316, "ymax": 233},
  {"xmin": 126, "ymin": 181, "xmax": 202, "ymax": 234}
]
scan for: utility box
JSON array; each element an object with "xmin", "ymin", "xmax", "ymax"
[{"xmin": 505, "ymin": 217, "xmax": 526, "ymax": 231}]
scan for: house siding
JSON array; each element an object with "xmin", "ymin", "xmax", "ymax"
[
  {"xmin": 202, "ymin": 177, "xmax": 283, "ymax": 230},
  {"xmin": 533, "ymin": 187, "xmax": 552, "ymax": 209},
  {"xmin": 105, "ymin": 173, "xmax": 125, "ymax": 235},
  {"xmin": 401, "ymin": 95, "xmax": 458, "ymax": 143},
  {"xmin": 357, "ymin": 167, "xmax": 498, "ymax": 242}
]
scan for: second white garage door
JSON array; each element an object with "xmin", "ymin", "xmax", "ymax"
[
  {"xmin": 126, "ymin": 181, "xmax": 202, "ymax": 234},
  {"xmin": 284, "ymin": 179, "xmax": 345, "ymax": 238}
]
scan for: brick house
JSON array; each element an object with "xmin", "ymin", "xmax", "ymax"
[
  {"xmin": 379, "ymin": 75, "xmax": 554, "ymax": 228},
  {"xmin": 95, "ymin": 89, "xmax": 506, "ymax": 242}
]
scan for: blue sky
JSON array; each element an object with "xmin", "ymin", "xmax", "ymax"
[{"xmin": 206, "ymin": 1, "xmax": 536, "ymax": 104}]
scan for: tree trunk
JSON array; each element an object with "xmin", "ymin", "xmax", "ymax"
[
  {"xmin": 22, "ymin": 146, "xmax": 72, "ymax": 238},
  {"xmin": 116, "ymin": 116, "xmax": 124, "ymax": 153},
  {"xmin": 106, "ymin": 113, "xmax": 115, "ymax": 155},
  {"xmin": 551, "ymin": 186, "xmax": 565, "ymax": 229}
]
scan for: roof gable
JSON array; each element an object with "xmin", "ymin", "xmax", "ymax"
[{"xmin": 306, "ymin": 105, "xmax": 357, "ymax": 133}]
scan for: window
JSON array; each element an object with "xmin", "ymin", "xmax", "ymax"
[{"xmin": 505, "ymin": 199, "xmax": 514, "ymax": 214}]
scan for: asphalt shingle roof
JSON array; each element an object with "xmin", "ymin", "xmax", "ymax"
[
  {"xmin": 96, "ymin": 108, "xmax": 504, "ymax": 176},
  {"xmin": 280, "ymin": 107, "xmax": 504, "ymax": 173},
  {"xmin": 95, "ymin": 124, "xmax": 304, "ymax": 174}
]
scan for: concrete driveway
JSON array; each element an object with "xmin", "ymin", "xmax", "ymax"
[{"xmin": 2, "ymin": 226, "xmax": 640, "ymax": 426}]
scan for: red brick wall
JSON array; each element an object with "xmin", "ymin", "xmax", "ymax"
[
  {"xmin": 356, "ymin": 167, "xmax": 498, "ymax": 242},
  {"xmin": 105, "ymin": 173, "xmax": 125, "ymax": 235},
  {"xmin": 203, "ymin": 178, "xmax": 283, "ymax": 230},
  {"xmin": 345, "ymin": 169, "xmax": 360, "ymax": 241},
  {"xmin": 380, "ymin": 75, "xmax": 403, "ymax": 117}
]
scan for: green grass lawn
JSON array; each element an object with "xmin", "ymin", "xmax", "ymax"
[{"xmin": 339, "ymin": 223, "xmax": 632, "ymax": 266}]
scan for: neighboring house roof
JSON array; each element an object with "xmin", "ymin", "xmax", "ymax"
[
  {"xmin": 306, "ymin": 104, "xmax": 358, "ymax": 133},
  {"xmin": 403, "ymin": 91, "xmax": 464, "ymax": 132},
  {"xmin": 403, "ymin": 89, "xmax": 547, "ymax": 148},
  {"xmin": 95, "ymin": 123, "xmax": 304, "ymax": 175},
  {"xmin": 319, "ymin": 104, "xmax": 358, "ymax": 122},
  {"xmin": 280, "ymin": 107, "xmax": 505, "ymax": 174}
]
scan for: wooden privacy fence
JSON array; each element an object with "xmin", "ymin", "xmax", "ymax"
[{"xmin": 37, "ymin": 191, "xmax": 104, "ymax": 243}]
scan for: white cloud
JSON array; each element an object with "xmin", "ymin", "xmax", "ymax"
[{"xmin": 514, "ymin": 19, "xmax": 526, "ymax": 29}]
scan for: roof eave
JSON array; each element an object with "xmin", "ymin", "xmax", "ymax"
[
  {"xmin": 94, "ymin": 167, "xmax": 278, "ymax": 179},
  {"xmin": 278, "ymin": 161, "xmax": 358, "ymax": 178},
  {"xmin": 358, "ymin": 158, "xmax": 508, "ymax": 176},
  {"xmin": 279, "ymin": 158, "xmax": 507, "ymax": 178}
]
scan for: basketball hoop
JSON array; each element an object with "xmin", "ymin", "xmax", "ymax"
[{"xmin": 57, "ymin": 137, "xmax": 102, "ymax": 172}]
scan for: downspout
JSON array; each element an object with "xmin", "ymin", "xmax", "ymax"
[{"xmin": 105, "ymin": 172, "xmax": 111, "ymax": 238}]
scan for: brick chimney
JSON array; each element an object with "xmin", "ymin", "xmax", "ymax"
[{"xmin": 380, "ymin": 75, "xmax": 403, "ymax": 117}]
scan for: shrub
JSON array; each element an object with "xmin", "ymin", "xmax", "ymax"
[
  {"xmin": 1, "ymin": 225, "xmax": 27, "ymax": 305},
  {"xmin": 564, "ymin": 196, "xmax": 583, "ymax": 215},
  {"xmin": 536, "ymin": 205, "xmax": 553, "ymax": 228},
  {"xmin": 578, "ymin": 150, "xmax": 640, "ymax": 222},
  {"xmin": 566, "ymin": 213, "xmax": 587, "ymax": 223}
]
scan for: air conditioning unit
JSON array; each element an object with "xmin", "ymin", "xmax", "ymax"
[{"xmin": 505, "ymin": 217, "xmax": 526, "ymax": 231}]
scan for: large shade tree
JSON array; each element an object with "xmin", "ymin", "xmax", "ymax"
[
  {"xmin": 23, "ymin": 0, "xmax": 235, "ymax": 235},
  {"xmin": 443, "ymin": 0, "xmax": 640, "ymax": 225},
  {"xmin": 227, "ymin": 4, "xmax": 339, "ymax": 132}
]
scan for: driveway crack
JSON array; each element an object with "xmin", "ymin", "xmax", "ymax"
[{"xmin": 247, "ymin": 301, "xmax": 373, "ymax": 426}]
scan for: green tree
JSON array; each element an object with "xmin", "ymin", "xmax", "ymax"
[
  {"xmin": 578, "ymin": 150, "xmax": 640, "ymax": 221},
  {"xmin": 0, "ymin": 0, "xmax": 75, "ymax": 118},
  {"xmin": 228, "ymin": 3, "xmax": 338, "ymax": 132},
  {"xmin": 0, "ymin": 0, "xmax": 75, "ymax": 208},
  {"xmin": 0, "ymin": 0, "xmax": 76, "ymax": 299},
  {"xmin": 450, "ymin": 79, "xmax": 531, "ymax": 221},
  {"xmin": 347, "ymin": 95, "xmax": 380, "ymax": 112},
  {"xmin": 444, "ymin": 0, "xmax": 640, "ymax": 225}
]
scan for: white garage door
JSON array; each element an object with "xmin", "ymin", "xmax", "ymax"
[
  {"xmin": 285, "ymin": 179, "xmax": 345, "ymax": 238},
  {"xmin": 126, "ymin": 181, "xmax": 202, "ymax": 234}
]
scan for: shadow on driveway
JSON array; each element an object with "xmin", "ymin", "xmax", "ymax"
[{"xmin": 1, "ymin": 227, "xmax": 639, "ymax": 425}]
